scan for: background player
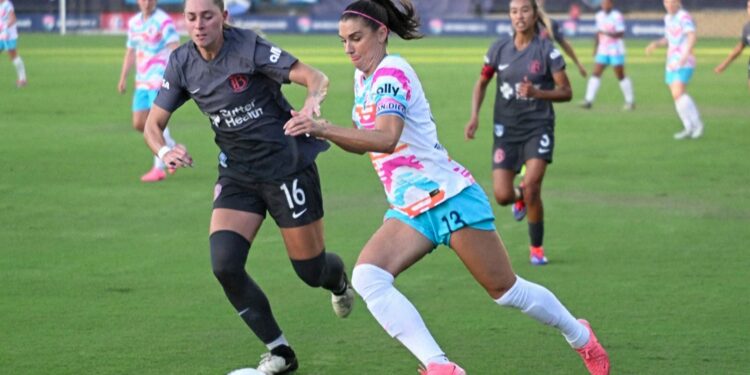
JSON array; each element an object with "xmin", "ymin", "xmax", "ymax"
[
  {"xmin": 581, "ymin": 0, "xmax": 635, "ymax": 110},
  {"xmin": 646, "ymin": 0, "xmax": 704, "ymax": 140},
  {"xmin": 537, "ymin": 0, "xmax": 587, "ymax": 78},
  {"xmin": 0, "ymin": 0, "xmax": 27, "ymax": 87},
  {"xmin": 714, "ymin": 0, "xmax": 750, "ymax": 91},
  {"xmin": 118, "ymin": 0, "xmax": 182, "ymax": 182}
]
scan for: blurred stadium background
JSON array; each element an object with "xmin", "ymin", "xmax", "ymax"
[{"xmin": 12, "ymin": 0, "xmax": 749, "ymax": 38}]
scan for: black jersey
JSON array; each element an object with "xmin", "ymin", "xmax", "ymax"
[
  {"xmin": 155, "ymin": 27, "xmax": 329, "ymax": 182},
  {"xmin": 484, "ymin": 35, "xmax": 566, "ymax": 141},
  {"xmin": 743, "ymin": 21, "xmax": 750, "ymax": 48}
]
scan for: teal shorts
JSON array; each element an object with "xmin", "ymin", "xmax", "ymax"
[
  {"xmin": 384, "ymin": 183, "xmax": 496, "ymax": 248},
  {"xmin": 595, "ymin": 54, "xmax": 625, "ymax": 66},
  {"xmin": 132, "ymin": 88, "xmax": 159, "ymax": 112},
  {"xmin": 665, "ymin": 68, "xmax": 694, "ymax": 85},
  {"xmin": 0, "ymin": 38, "xmax": 18, "ymax": 51}
]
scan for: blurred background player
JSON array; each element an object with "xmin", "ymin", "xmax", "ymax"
[
  {"xmin": 465, "ymin": 0, "xmax": 573, "ymax": 266},
  {"xmin": 143, "ymin": 0, "xmax": 354, "ymax": 373},
  {"xmin": 537, "ymin": 0, "xmax": 587, "ymax": 78},
  {"xmin": 714, "ymin": 0, "xmax": 750, "ymax": 92},
  {"xmin": 286, "ymin": 1, "xmax": 610, "ymax": 374},
  {"xmin": 646, "ymin": 0, "xmax": 704, "ymax": 140},
  {"xmin": 118, "ymin": 0, "xmax": 181, "ymax": 182},
  {"xmin": 581, "ymin": 0, "xmax": 635, "ymax": 110},
  {"xmin": 0, "ymin": 0, "xmax": 27, "ymax": 87}
]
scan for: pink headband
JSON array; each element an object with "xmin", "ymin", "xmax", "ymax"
[{"xmin": 342, "ymin": 10, "xmax": 389, "ymax": 32}]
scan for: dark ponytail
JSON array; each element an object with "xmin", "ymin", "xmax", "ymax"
[{"xmin": 340, "ymin": 0, "xmax": 423, "ymax": 40}]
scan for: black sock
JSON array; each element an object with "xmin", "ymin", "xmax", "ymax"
[{"xmin": 529, "ymin": 221, "xmax": 544, "ymax": 248}]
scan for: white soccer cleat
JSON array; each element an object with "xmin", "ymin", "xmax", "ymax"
[
  {"xmin": 690, "ymin": 125, "xmax": 704, "ymax": 139},
  {"xmin": 331, "ymin": 275, "xmax": 355, "ymax": 318},
  {"xmin": 673, "ymin": 129, "xmax": 692, "ymax": 140},
  {"xmin": 257, "ymin": 346, "xmax": 298, "ymax": 374}
]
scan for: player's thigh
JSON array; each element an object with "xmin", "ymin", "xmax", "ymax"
[
  {"xmin": 450, "ymin": 227, "xmax": 516, "ymax": 299},
  {"xmin": 613, "ymin": 64, "xmax": 626, "ymax": 80},
  {"xmin": 211, "ymin": 177, "xmax": 268, "ymax": 242},
  {"xmin": 356, "ymin": 218, "xmax": 434, "ymax": 277},
  {"xmin": 279, "ymin": 219, "xmax": 325, "ymax": 260},
  {"xmin": 210, "ymin": 208, "xmax": 264, "ymax": 243},
  {"xmin": 669, "ymin": 81, "xmax": 687, "ymax": 100},
  {"xmin": 592, "ymin": 63, "xmax": 607, "ymax": 77}
]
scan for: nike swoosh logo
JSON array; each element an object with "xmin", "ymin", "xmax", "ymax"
[
  {"xmin": 292, "ymin": 208, "xmax": 308, "ymax": 219},
  {"xmin": 538, "ymin": 148, "xmax": 550, "ymax": 154},
  {"xmin": 189, "ymin": 88, "xmax": 200, "ymax": 94},
  {"xmin": 498, "ymin": 64, "xmax": 509, "ymax": 71}
]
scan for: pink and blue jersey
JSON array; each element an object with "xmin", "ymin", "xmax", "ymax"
[
  {"xmin": 0, "ymin": 0, "xmax": 18, "ymax": 41},
  {"xmin": 127, "ymin": 9, "xmax": 179, "ymax": 91},
  {"xmin": 595, "ymin": 9, "xmax": 626, "ymax": 56},
  {"xmin": 352, "ymin": 55, "xmax": 475, "ymax": 218},
  {"xmin": 664, "ymin": 9, "xmax": 696, "ymax": 70}
]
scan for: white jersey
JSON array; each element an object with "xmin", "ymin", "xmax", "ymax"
[
  {"xmin": 351, "ymin": 55, "xmax": 475, "ymax": 217},
  {"xmin": 664, "ymin": 9, "xmax": 696, "ymax": 70},
  {"xmin": 595, "ymin": 9, "xmax": 626, "ymax": 56},
  {"xmin": 0, "ymin": 0, "xmax": 18, "ymax": 41}
]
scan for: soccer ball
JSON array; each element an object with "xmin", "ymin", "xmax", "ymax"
[{"xmin": 227, "ymin": 368, "xmax": 265, "ymax": 375}]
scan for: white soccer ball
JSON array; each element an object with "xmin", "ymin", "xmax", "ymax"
[{"xmin": 227, "ymin": 368, "xmax": 265, "ymax": 375}]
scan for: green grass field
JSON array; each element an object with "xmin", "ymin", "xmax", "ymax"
[{"xmin": 1, "ymin": 33, "xmax": 749, "ymax": 374}]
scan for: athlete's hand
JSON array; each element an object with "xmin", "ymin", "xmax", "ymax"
[
  {"xmin": 118, "ymin": 79, "xmax": 127, "ymax": 94},
  {"xmin": 577, "ymin": 63, "xmax": 588, "ymax": 78},
  {"xmin": 645, "ymin": 42, "xmax": 657, "ymax": 56},
  {"xmin": 714, "ymin": 64, "xmax": 726, "ymax": 74},
  {"xmin": 162, "ymin": 144, "xmax": 193, "ymax": 169},
  {"xmin": 284, "ymin": 110, "xmax": 327, "ymax": 138},
  {"xmin": 518, "ymin": 76, "xmax": 535, "ymax": 98},
  {"xmin": 464, "ymin": 118, "xmax": 479, "ymax": 140}
]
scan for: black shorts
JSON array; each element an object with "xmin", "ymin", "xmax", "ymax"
[
  {"xmin": 213, "ymin": 163, "xmax": 324, "ymax": 228},
  {"xmin": 492, "ymin": 132, "xmax": 554, "ymax": 172}
]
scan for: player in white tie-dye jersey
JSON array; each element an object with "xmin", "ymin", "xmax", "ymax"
[
  {"xmin": 284, "ymin": 1, "xmax": 609, "ymax": 374},
  {"xmin": 0, "ymin": 0, "xmax": 27, "ymax": 87},
  {"xmin": 646, "ymin": 0, "xmax": 704, "ymax": 140},
  {"xmin": 581, "ymin": 0, "xmax": 634, "ymax": 110},
  {"xmin": 118, "ymin": 0, "xmax": 182, "ymax": 182}
]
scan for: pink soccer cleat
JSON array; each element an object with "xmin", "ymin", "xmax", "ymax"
[
  {"xmin": 576, "ymin": 319, "xmax": 611, "ymax": 375},
  {"xmin": 140, "ymin": 166, "xmax": 166, "ymax": 182},
  {"xmin": 16, "ymin": 79, "xmax": 27, "ymax": 88},
  {"xmin": 418, "ymin": 362, "xmax": 466, "ymax": 375},
  {"xmin": 530, "ymin": 246, "xmax": 548, "ymax": 266}
]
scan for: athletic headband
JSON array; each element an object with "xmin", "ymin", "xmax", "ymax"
[{"xmin": 342, "ymin": 10, "xmax": 389, "ymax": 31}]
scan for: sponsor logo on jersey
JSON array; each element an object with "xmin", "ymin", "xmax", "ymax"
[
  {"xmin": 214, "ymin": 100, "xmax": 265, "ymax": 128},
  {"xmin": 377, "ymin": 83, "xmax": 401, "ymax": 97},
  {"xmin": 550, "ymin": 49, "xmax": 562, "ymax": 59},
  {"xmin": 269, "ymin": 46, "xmax": 282, "ymax": 63},
  {"xmin": 228, "ymin": 74, "xmax": 249, "ymax": 93}
]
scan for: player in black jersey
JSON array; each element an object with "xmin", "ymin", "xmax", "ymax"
[
  {"xmin": 714, "ymin": 0, "xmax": 750, "ymax": 91},
  {"xmin": 143, "ymin": 0, "xmax": 354, "ymax": 373},
  {"xmin": 465, "ymin": 0, "xmax": 571, "ymax": 267}
]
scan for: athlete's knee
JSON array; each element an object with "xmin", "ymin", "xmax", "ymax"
[
  {"xmin": 351, "ymin": 264, "xmax": 394, "ymax": 301},
  {"xmin": 209, "ymin": 230, "xmax": 250, "ymax": 286},
  {"xmin": 493, "ymin": 189, "xmax": 516, "ymax": 206},
  {"xmin": 291, "ymin": 250, "xmax": 329, "ymax": 288},
  {"xmin": 132, "ymin": 119, "xmax": 145, "ymax": 132}
]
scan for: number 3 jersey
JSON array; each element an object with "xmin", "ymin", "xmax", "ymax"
[
  {"xmin": 352, "ymin": 55, "xmax": 475, "ymax": 218},
  {"xmin": 483, "ymin": 35, "xmax": 566, "ymax": 142},
  {"xmin": 154, "ymin": 27, "xmax": 328, "ymax": 183}
]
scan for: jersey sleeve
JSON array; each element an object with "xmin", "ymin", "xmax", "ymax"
[
  {"xmin": 253, "ymin": 36, "xmax": 299, "ymax": 84},
  {"xmin": 548, "ymin": 45, "xmax": 566, "ymax": 73},
  {"xmin": 161, "ymin": 16, "xmax": 180, "ymax": 46},
  {"xmin": 481, "ymin": 40, "xmax": 502, "ymax": 79},
  {"xmin": 370, "ymin": 65, "xmax": 410, "ymax": 120},
  {"xmin": 153, "ymin": 53, "xmax": 190, "ymax": 113},
  {"xmin": 614, "ymin": 11, "xmax": 626, "ymax": 33},
  {"xmin": 681, "ymin": 12, "xmax": 696, "ymax": 34},
  {"xmin": 742, "ymin": 24, "xmax": 750, "ymax": 47}
]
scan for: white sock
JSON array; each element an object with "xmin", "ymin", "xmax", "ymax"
[
  {"xmin": 163, "ymin": 126, "xmax": 177, "ymax": 148},
  {"xmin": 352, "ymin": 264, "xmax": 446, "ymax": 366},
  {"xmin": 619, "ymin": 77, "xmax": 634, "ymax": 104},
  {"xmin": 584, "ymin": 76, "xmax": 601, "ymax": 103},
  {"xmin": 496, "ymin": 276, "xmax": 590, "ymax": 349},
  {"xmin": 153, "ymin": 155, "xmax": 166, "ymax": 169},
  {"xmin": 677, "ymin": 94, "xmax": 703, "ymax": 130},
  {"xmin": 265, "ymin": 334, "xmax": 289, "ymax": 350},
  {"xmin": 13, "ymin": 56, "xmax": 26, "ymax": 81},
  {"xmin": 675, "ymin": 95, "xmax": 694, "ymax": 131}
]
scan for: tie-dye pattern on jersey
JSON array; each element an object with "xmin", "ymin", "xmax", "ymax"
[
  {"xmin": 127, "ymin": 9, "xmax": 179, "ymax": 90},
  {"xmin": 595, "ymin": 9, "xmax": 626, "ymax": 56},
  {"xmin": 0, "ymin": 0, "xmax": 18, "ymax": 41},
  {"xmin": 664, "ymin": 9, "xmax": 696, "ymax": 70},
  {"xmin": 352, "ymin": 55, "xmax": 475, "ymax": 218}
]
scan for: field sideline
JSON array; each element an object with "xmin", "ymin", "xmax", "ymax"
[{"xmin": 1, "ymin": 34, "xmax": 749, "ymax": 374}]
